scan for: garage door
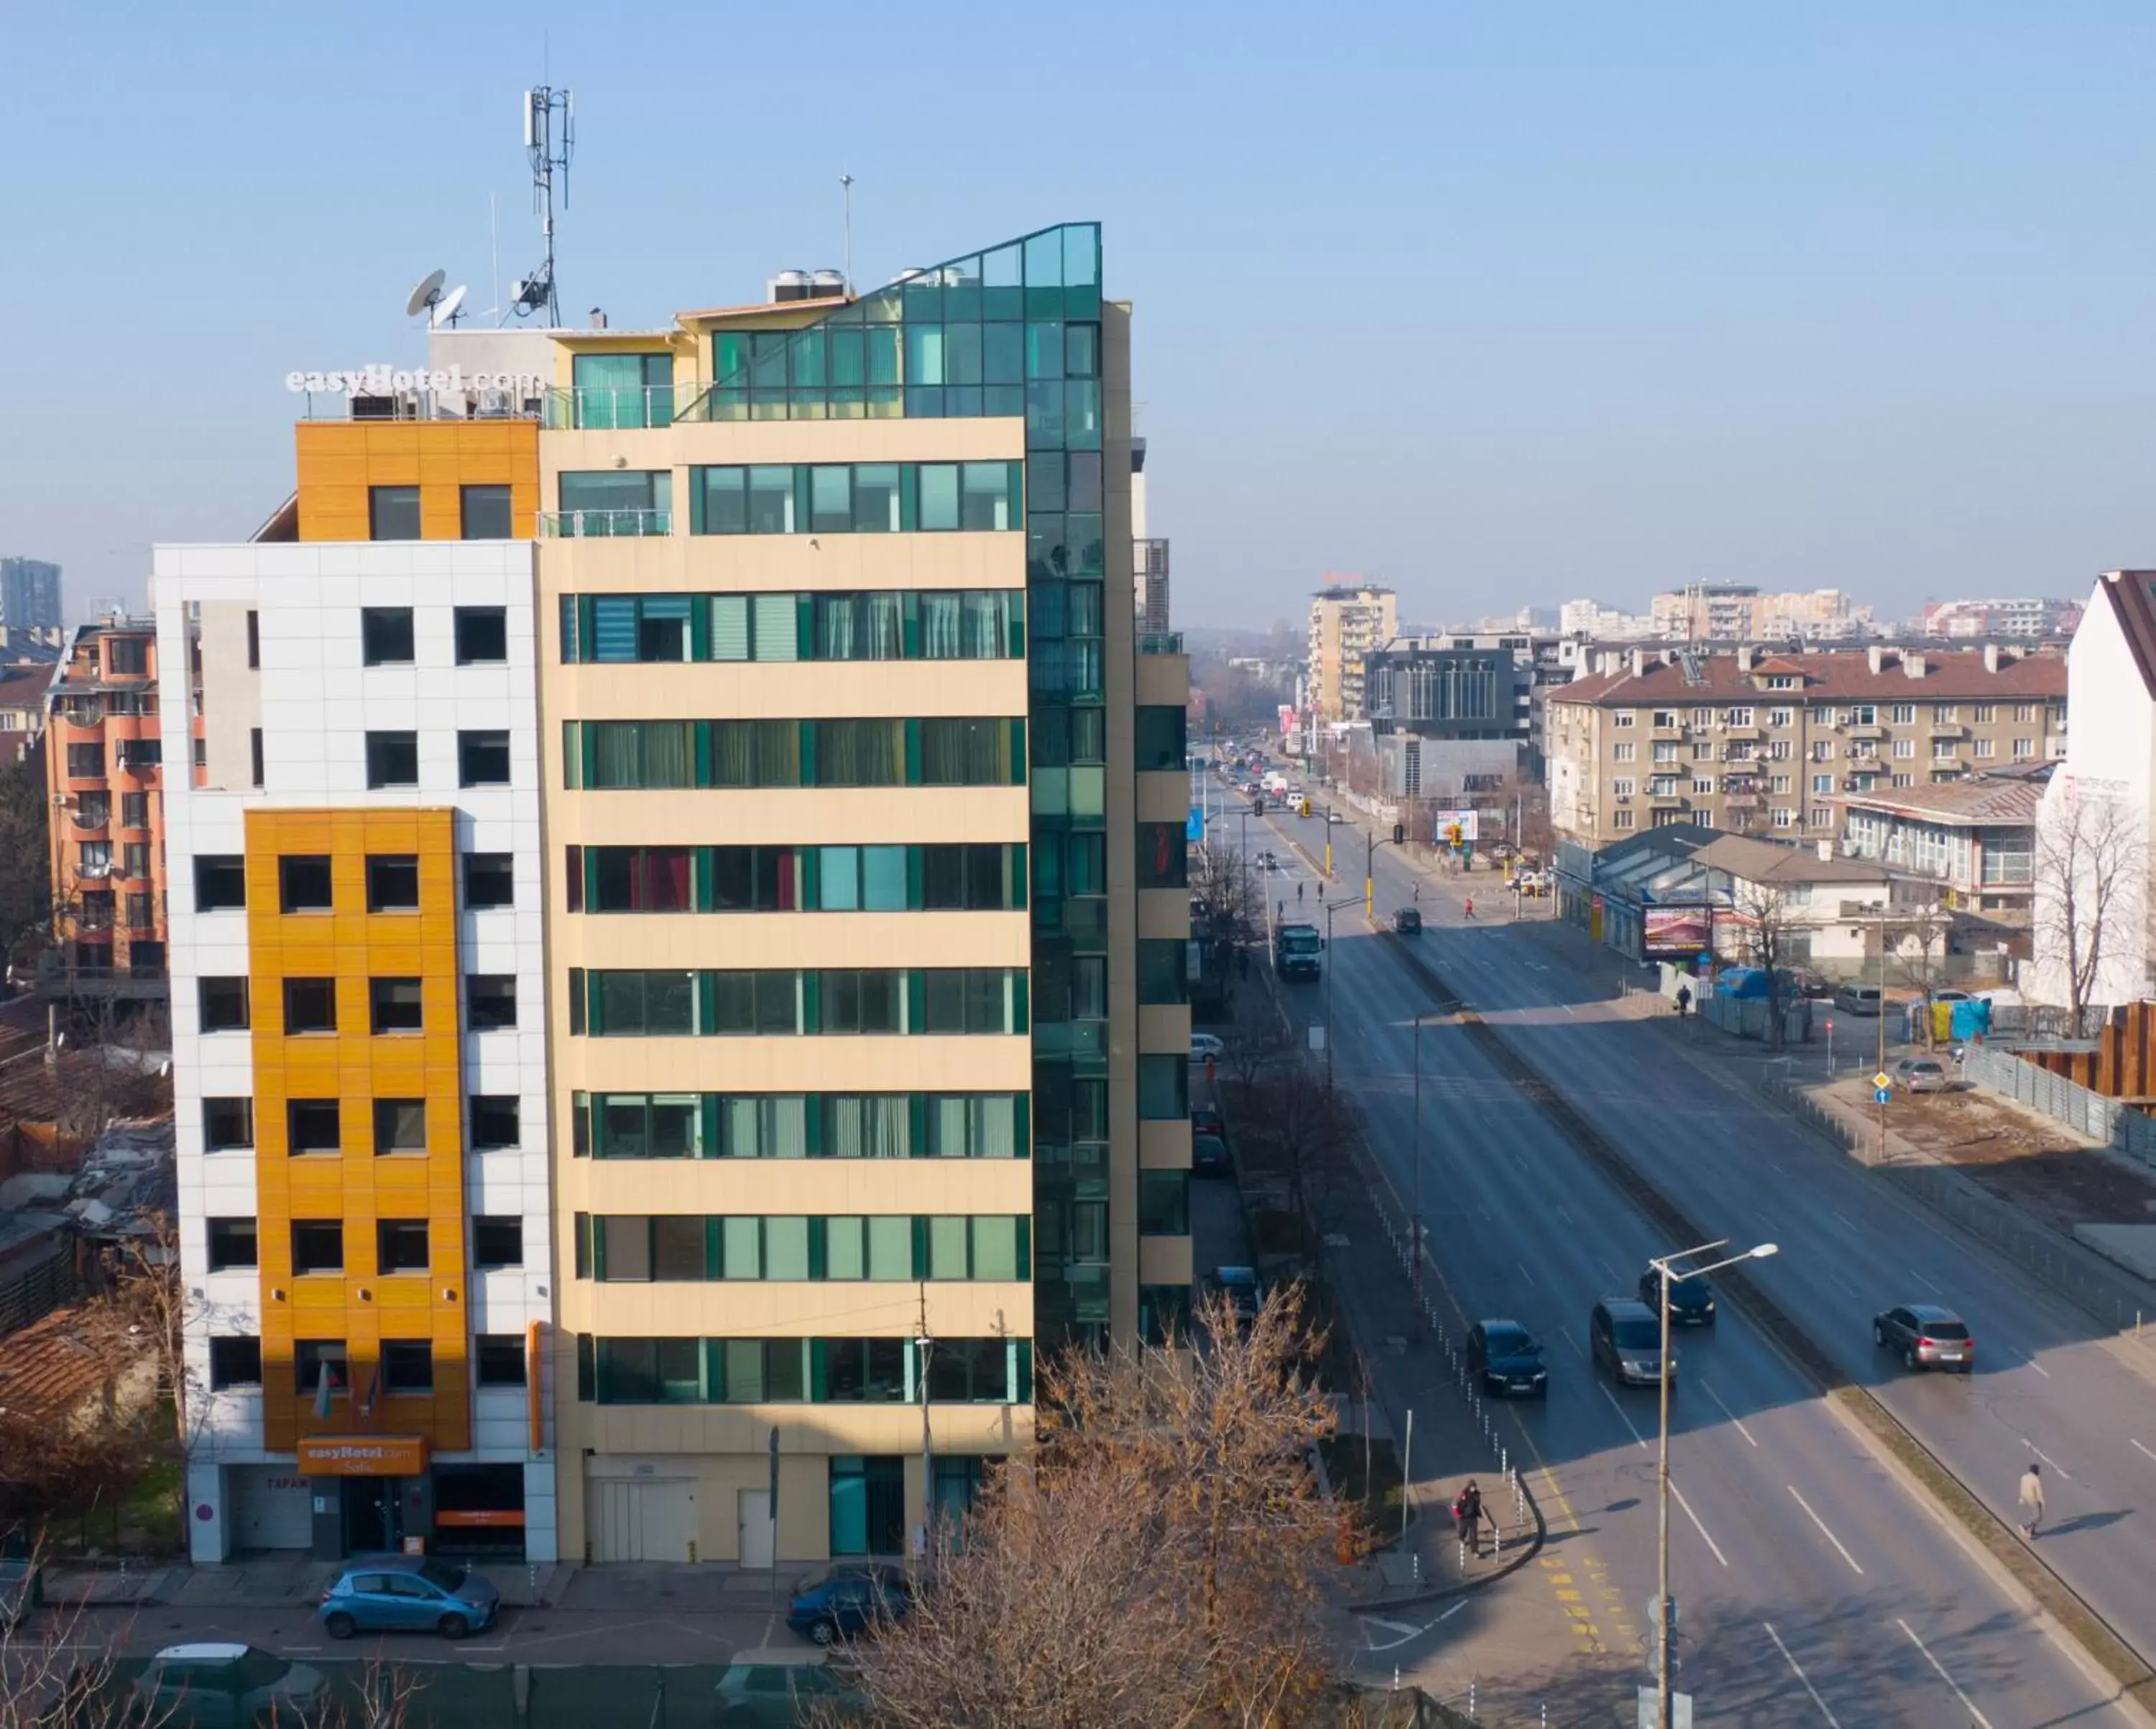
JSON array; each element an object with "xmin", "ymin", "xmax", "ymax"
[
  {"xmin": 586, "ymin": 1475, "xmax": 696, "ymax": 1563},
  {"xmin": 230, "ymin": 1466, "xmax": 313, "ymax": 1551}
]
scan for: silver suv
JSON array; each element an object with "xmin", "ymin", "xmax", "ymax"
[{"xmin": 1591, "ymin": 1297, "xmax": 1673, "ymax": 1389}]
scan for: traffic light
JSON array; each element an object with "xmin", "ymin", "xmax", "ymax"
[
  {"xmin": 1393, "ymin": 824, "xmax": 1406, "ymax": 845},
  {"xmin": 1298, "ymin": 798, "xmax": 1312, "ymax": 818}
]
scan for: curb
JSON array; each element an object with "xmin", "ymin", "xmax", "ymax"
[
  {"xmin": 1377, "ymin": 928, "xmax": 2156, "ymax": 1712},
  {"xmin": 1350, "ymin": 1470, "xmax": 1547, "ymax": 1614}
]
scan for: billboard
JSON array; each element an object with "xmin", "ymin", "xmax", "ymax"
[
  {"xmin": 1642, "ymin": 905, "xmax": 1713, "ymax": 958},
  {"xmin": 1279, "ymin": 704, "xmax": 1299, "ymax": 737},
  {"xmin": 1428, "ymin": 808, "xmax": 1480, "ymax": 844}
]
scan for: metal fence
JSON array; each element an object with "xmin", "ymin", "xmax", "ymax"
[
  {"xmin": 1759, "ymin": 1075, "xmax": 2156, "ymax": 1342},
  {"xmin": 1962, "ymin": 1043, "xmax": 2156, "ymax": 1172}
]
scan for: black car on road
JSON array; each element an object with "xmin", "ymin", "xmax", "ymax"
[
  {"xmin": 1392, "ymin": 905, "xmax": 1422, "ymax": 935},
  {"xmin": 1636, "ymin": 1268, "xmax": 1715, "ymax": 1324},
  {"xmin": 1466, "ymin": 1319, "xmax": 1548, "ymax": 1398}
]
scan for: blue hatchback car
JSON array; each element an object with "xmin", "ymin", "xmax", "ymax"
[
  {"xmin": 318, "ymin": 1554, "xmax": 500, "ymax": 1641},
  {"xmin": 784, "ymin": 1564, "xmax": 911, "ymax": 1646}
]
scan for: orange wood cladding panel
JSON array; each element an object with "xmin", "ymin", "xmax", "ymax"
[
  {"xmin": 295, "ymin": 420, "xmax": 538, "ymax": 542},
  {"xmin": 247, "ymin": 807, "xmax": 471, "ymax": 1454}
]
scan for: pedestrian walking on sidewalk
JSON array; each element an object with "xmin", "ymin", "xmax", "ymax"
[
  {"xmin": 1464, "ymin": 898, "xmax": 1475, "ymax": 921},
  {"xmin": 2018, "ymin": 1462, "xmax": 2045, "ymax": 1538},
  {"xmin": 1454, "ymin": 1480, "xmax": 1483, "ymax": 1556},
  {"xmin": 1675, "ymin": 984, "xmax": 1692, "ymax": 1019}
]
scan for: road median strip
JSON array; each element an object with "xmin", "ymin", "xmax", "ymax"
[{"xmin": 1378, "ymin": 928, "xmax": 2156, "ymax": 1712}]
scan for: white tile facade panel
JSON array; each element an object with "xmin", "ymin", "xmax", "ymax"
[{"xmin": 158, "ymin": 541, "xmax": 553, "ymax": 1549}]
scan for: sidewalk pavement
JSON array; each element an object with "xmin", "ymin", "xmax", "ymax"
[
  {"xmin": 45, "ymin": 1556, "xmax": 574, "ymax": 1610},
  {"xmin": 1210, "ymin": 950, "xmax": 1544, "ymax": 1615}
]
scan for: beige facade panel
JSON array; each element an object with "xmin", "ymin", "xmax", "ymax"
[
  {"xmin": 550, "ymin": 1035, "xmax": 1032, "ymax": 1095},
  {"xmin": 1137, "ymin": 887, "xmax": 1192, "ymax": 941},
  {"xmin": 539, "ymin": 533, "xmax": 1025, "ymax": 597},
  {"xmin": 1135, "ymin": 770, "xmax": 1189, "ymax": 824},
  {"xmin": 540, "ymin": 788, "xmax": 1031, "ymax": 849},
  {"xmin": 1137, "ymin": 1003, "xmax": 1191, "ymax": 1056},
  {"xmin": 561, "ymin": 1159, "xmax": 1035, "ymax": 1217},
  {"xmin": 1138, "ymin": 1236, "xmax": 1194, "ymax": 1290},
  {"xmin": 550, "ymin": 910, "xmax": 1031, "ymax": 971},
  {"xmin": 1138, "ymin": 1118, "xmax": 1192, "ymax": 1170},
  {"xmin": 572, "ymin": 1282, "xmax": 1029, "ymax": 1340},
  {"xmin": 574, "ymin": 1406, "xmax": 1027, "ymax": 1488},
  {"xmin": 538, "ymin": 418, "xmax": 1024, "ymax": 484},
  {"xmin": 553, "ymin": 662, "xmax": 1026, "ymax": 723},
  {"xmin": 1136, "ymin": 651, "xmax": 1190, "ymax": 709},
  {"xmin": 569, "ymin": 1444, "xmax": 1023, "ymax": 1567}
]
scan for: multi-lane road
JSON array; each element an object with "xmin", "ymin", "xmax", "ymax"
[{"xmin": 1204, "ymin": 777, "xmax": 2152, "ymax": 1725}]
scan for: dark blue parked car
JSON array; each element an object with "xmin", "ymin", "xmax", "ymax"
[
  {"xmin": 318, "ymin": 1554, "xmax": 500, "ymax": 1640},
  {"xmin": 785, "ymin": 1564, "xmax": 911, "ymax": 1646}
]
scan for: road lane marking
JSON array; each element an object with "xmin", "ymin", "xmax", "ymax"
[
  {"xmin": 1787, "ymin": 1485, "xmax": 1865, "ymax": 1574},
  {"xmin": 2132, "ymin": 1438, "xmax": 2156, "ymax": 1465},
  {"xmin": 1559, "ymin": 1325, "xmax": 1586, "ymax": 1359},
  {"xmin": 1517, "ymin": 1260, "xmax": 1537, "ymax": 1287},
  {"xmin": 1698, "ymin": 1377, "xmax": 1759, "ymax": 1447},
  {"xmin": 1826, "ymin": 1271, "xmax": 1861, "ymax": 1298},
  {"xmin": 1669, "ymin": 1480, "xmax": 1728, "ymax": 1567},
  {"xmin": 1598, "ymin": 1258, "xmax": 1620, "ymax": 1281},
  {"xmin": 1897, "ymin": 1618, "xmax": 1996, "ymax": 1729},
  {"xmin": 1830, "ymin": 1207, "xmax": 1858, "ymax": 1230},
  {"xmin": 1763, "ymin": 1622, "xmax": 1843, "ymax": 1728},
  {"xmin": 2023, "ymin": 1355, "xmax": 2053, "ymax": 1379},
  {"xmin": 2024, "ymin": 1442, "xmax": 2071, "ymax": 1481},
  {"xmin": 1908, "ymin": 1268, "xmax": 1943, "ymax": 1294},
  {"xmin": 1599, "ymin": 1384, "xmax": 1649, "ymax": 1449},
  {"xmin": 1553, "ymin": 1202, "xmax": 1574, "ymax": 1225}
]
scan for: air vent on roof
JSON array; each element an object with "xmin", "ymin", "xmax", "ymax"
[
  {"xmin": 768, "ymin": 269, "xmax": 815, "ymax": 303},
  {"xmin": 810, "ymin": 269, "xmax": 847, "ymax": 298}
]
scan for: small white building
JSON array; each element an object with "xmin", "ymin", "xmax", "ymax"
[{"xmin": 2028, "ymin": 571, "xmax": 2156, "ymax": 1010}]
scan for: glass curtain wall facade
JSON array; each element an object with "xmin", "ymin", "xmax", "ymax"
[{"xmin": 688, "ymin": 226, "xmax": 1112, "ymax": 1344}]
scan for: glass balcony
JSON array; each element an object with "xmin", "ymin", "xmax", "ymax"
[
  {"xmin": 537, "ymin": 510, "xmax": 673, "ymax": 539},
  {"xmin": 541, "ymin": 386, "xmax": 676, "ymax": 430},
  {"xmin": 1138, "ymin": 632, "xmax": 1184, "ymax": 655}
]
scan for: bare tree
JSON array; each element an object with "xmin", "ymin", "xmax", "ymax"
[
  {"xmin": 1889, "ymin": 902, "xmax": 1952, "ymax": 1049},
  {"xmin": 1727, "ymin": 878, "xmax": 1800, "ymax": 1051},
  {"xmin": 1248, "ymin": 1064, "xmax": 1358, "ymax": 1235},
  {"xmin": 831, "ymin": 1287, "xmax": 1343, "ymax": 1729},
  {"xmin": 1222, "ymin": 1019, "xmax": 1295, "ymax": 1090},
  {"xmin": 2035, "ymin": 790, "xmax": 2148, "ymax": 1027},
  {"xmin": 55, "ymin": 998, "xmax": 171, "ymax": 1144},
  {"xmin": 1190, "ymin": 839, "xmax": 1263, "ymax": 997},
  {"xmin": 0, "ymin": 757, "xmax": 52, "ymax": 974}
]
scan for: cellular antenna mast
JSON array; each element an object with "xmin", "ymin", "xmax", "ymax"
[{"xmin": 512, "ymin": 86, "xmax": 574, "ymax": 325}]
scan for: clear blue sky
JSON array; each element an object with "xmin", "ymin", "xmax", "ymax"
[{"xmin": 4, "ymin": 3, "xmax": 2150, "ymax": 630}]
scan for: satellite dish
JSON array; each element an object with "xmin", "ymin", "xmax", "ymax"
[
  {"xmin": 405, "ymin": 268, "xmax": 447, "ymax": 318},
  {"xmin": 431, "ymin": 284, "xmax": 468, "ymax": 328}
]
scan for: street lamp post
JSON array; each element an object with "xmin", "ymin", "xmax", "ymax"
[
  {"xmin": 1412, "ymin": 1010, "xmax": 1427, "ymax": 1319},
  {"xmin": 1321, "ymin": 894, "xmax": 1361, "ymax": 1091},
  {"xmin": 1646, "ymin": 1240, "xmax": 1779, "ymax": 1727}
]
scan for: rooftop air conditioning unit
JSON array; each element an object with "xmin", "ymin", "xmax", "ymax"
[{"xmin": 476, "ymin": 387, "xmax": 515, "ymax": 418}]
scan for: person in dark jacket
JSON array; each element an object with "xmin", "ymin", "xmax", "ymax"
[{"xmin": 1454, "ymin": 1480, "xmax": 1484, "ymax": 1555}]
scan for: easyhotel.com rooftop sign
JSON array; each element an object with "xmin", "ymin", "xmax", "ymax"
[{"xmin": 285, "ymin": 365, "xmax": 549, "ymax": 395}]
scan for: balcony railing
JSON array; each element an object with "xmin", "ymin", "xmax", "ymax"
[
  {"xmin": 1138, "ymin": 632, "xmax": 1184, "ymax": 655},
  {"xmin": 536, "ymin": 510, "xmax": 674, "ymax": 540},
  {"xmin": 540, "ymin": 387, "xmax": 677, "ymax": 430}
]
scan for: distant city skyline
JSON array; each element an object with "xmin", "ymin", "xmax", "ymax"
[{"xmin": 4, "ymin": 4, "xmax": 2152, "ymax": 621}]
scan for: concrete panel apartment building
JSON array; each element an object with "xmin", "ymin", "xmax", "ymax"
[
  {"xmin": 1307, "ymin": 582, "xmax": 1397, "ymax": 721},
  {"xmin": 161, "ymin": 221, "xmax": 1189, "ymax": 1571},
  {"xmin": 1547, "ymin": 643, "xmax": 2067, "ymax": 849}
]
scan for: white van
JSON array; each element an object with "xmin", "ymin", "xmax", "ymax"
[{"xmin": 1833, "ymin": 984, "xmax": 1884, "ymax": 1016}]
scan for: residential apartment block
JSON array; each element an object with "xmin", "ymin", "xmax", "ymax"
[
  {"xmin": 42, "ymin": 618, "xmax": 170, "ymax": 997},
  {"xmin": 1546, "ymin": 643, "xmax": 2067, "ymax": 849},
  {"xmin": 1307, "ymin": 582, "xmax": 1396, "ymax": 721},
  {"xmin": 1, "ymin": 556, "xmax": 63, "ymax": 632},
  {"xmin": 162, "ymin": 220, "xmax": 1187, "ymax": 1572}
]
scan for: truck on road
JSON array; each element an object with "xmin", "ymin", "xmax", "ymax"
[{"xmin": 1273, "ymin": 921, "xmax": 1323, "ymax": 980}]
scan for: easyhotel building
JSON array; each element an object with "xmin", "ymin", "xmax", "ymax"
[{"xmin": 166, "ymin": 223, "xmax": 1192, "ymax": 1567}]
